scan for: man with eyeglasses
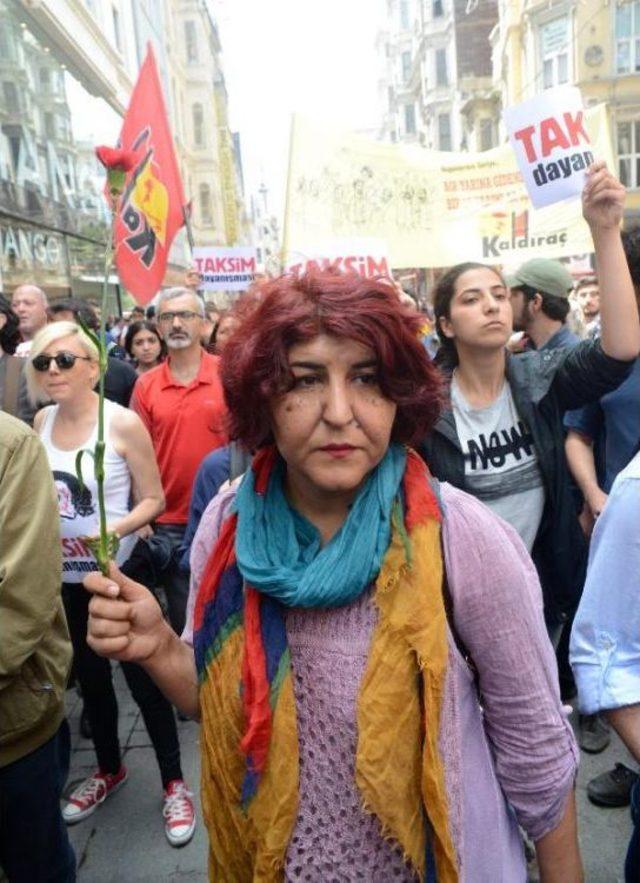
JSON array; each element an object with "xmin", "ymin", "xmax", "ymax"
[{"xmin": 130, "ymin": 287, "xmax": 228, "ymax": 634}]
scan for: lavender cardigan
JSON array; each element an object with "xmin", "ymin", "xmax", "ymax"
[{"xmin": 183, "ymin": 482, "xmax": 578, "ymax": 882}]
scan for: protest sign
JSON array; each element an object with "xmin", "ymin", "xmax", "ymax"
[
  {"xmin": 504, "ymin": 86, "xmax": 594, "ymax": 209},
  {"xmin": 282, "ymin": 106, "xmax": 613, "ymax": 268},
  {"xmin": 285, "ymin": 238, "xmax": 390, "ymax": 278},
  {"xmin": 193, "ymin": 246, "xmax": 257, "ymax": 291}
]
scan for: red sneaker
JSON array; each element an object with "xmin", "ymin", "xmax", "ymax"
[
  {"xmin": 162, "ymin": 779, "xmax": 196, "ymax": 846},
  {"xmin": 63, "ymin": 767, "xmax": 128, "ymax": 824}
]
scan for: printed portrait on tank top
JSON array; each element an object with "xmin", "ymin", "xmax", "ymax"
[{"xmin": 53, "ymin": 471, "xmax": 96, "ymax": 520}]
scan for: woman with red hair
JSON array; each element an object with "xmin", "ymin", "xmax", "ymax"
[{"xmin": 83, "ymin": 271, "xmax": 581, "ymax": 881}]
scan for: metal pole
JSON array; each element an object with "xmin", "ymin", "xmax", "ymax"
[{"xmin": 115, "ymin": 282, "xmax": 123, "ymax": 318}]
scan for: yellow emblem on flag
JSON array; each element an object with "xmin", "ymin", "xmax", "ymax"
[{"xmin": 131, "ymin": 157, "xmax": 169, "ymax": 246}]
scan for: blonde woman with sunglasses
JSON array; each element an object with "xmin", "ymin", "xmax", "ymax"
[{"xmin": 26, "ymin": 321, "xmax": 197, "ymax": 847}]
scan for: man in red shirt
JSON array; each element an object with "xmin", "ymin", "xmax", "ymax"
[{"xmin": 131, "ymin": 287, "xmax": 228, "ymax": 633}]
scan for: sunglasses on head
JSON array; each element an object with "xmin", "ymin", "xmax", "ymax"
[{"xmin": 31, "ymin": 352, "xmax": 92, "ymax": 372}]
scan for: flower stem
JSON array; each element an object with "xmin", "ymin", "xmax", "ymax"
[{"xmin": 94, "ymin": 212, "xmax": 116, "ymax": 575}]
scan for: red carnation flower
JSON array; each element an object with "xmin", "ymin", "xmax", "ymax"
[{"xmin": 95, "ymin": 145, "xmax": 136, "ymax": 172}]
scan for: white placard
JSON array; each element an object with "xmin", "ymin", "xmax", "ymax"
[
  {"xmin": 193, "ymin": 246, "xmax": 257, "ymax": 291},
  {"xmin": 504, "ymin": 86, "xmax": 595, "ymax": 209},
  {"xmin": 285, "ymin": 238, "xmax": 390, "ymax": 278}
]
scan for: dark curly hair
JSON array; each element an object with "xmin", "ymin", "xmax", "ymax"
[
  {"xmin": 220, "ymin": 270, "xmax": 443, "ymax": 450},
  {"xmin": 0, "ymin": 294, "xmax": 21, "ymax": 354}
]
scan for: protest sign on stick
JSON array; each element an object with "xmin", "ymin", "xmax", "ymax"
[
  {"xmin": 504, "ymin": 86, "xmax": 594, "ymax": 209},
  {"xmin": 193, "ymin": 246, "xmax": 257, "ymax": 291}
]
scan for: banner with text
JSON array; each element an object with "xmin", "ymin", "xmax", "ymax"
[
  {"xmin": 282, "ymin": 105, "xmax": 613, "ymax": 269},
  {"xmin": 285, "ymin": 238, "xmax": 390, "ymax": 278},
  {"xmin": 504, "ymin": 86, "xmax": 594, "ymax": 209},
  {"xmin": 193, "ymin": 246, "xmax": 257, "ymax": 291}
]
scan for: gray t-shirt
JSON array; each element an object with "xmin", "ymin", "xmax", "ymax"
[{"xmin": 451, "ymin": 375, "xmax": 545, "ymax": 552}]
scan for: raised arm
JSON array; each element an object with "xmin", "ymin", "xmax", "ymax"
[{"xmin": 583, "ymin": 162, "xmax": 640, "ymax": 361}]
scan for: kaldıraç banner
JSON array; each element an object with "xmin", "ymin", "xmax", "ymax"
[{"xmin": 282, "ymin": 105, "xmax": 613, "ymax": 269}]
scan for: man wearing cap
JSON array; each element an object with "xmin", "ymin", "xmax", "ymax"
[{"xmin": 508, "ymin": 258, "xmax": 580, "ymax": 351}]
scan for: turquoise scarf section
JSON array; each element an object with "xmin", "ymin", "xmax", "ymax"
[{"xmin": 233, "ymin": 444, "xmax": 407, "ymax": 608}]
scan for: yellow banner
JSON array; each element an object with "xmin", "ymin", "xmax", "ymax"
[{"xmin": 282, "ymin": 105, "xmax": 614, "ymax": 268}]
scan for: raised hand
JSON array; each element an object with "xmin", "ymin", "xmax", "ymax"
[
  {"xmin": 582, "ymin": 161, "xmax": 625, "ymax": 231},
  {"xmin": 84, "ymin": 562, "xmax": 169, "ymax": 664}
]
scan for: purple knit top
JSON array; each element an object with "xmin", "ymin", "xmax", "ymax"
[{"xmin": 184, "ymin": 482, "xmax": 578, "ymax": 883}]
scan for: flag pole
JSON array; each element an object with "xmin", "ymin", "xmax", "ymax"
[{"xmin": 182, "ymin": 204, "xmax": 195, "ymax": 254}]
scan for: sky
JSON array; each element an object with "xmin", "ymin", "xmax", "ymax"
[{"xmin": 212, "ymin": 0, "xmax": 386, "ymax": 221}]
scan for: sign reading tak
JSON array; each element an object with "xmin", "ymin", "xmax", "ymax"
[{"xmin": 504, "ymin": 87, "xmax": 594, "ymax": 209}]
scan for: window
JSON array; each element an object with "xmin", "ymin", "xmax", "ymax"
[
  {"xmin": 3, "ymin": 81, "xmax": 19, "ymax": 113},
  {"xmin": 399, "ymin": 0, "xmax": 410, "ymax": 30},
  {"xmin": 39, "ymin": 68, "xmax": 50, "ymax": 91},
  {"xmin": 480, "ymin": 118, "xmax": 494, "ymax": 151},
  {"xmin": 112, "ymin": 6, "xmax": 122, "ymax": 53},
  {"xmin": 618, "ymin": 121, "xmax": 640, "ymax": 189},
  {"xmin": 44, "ymin": 112, "xmax": 55, "ymax": 139},
  {"xmin": 433, "ymin": 0, "xmax": 444, "ymax": 17},
  {"xmin": 539, "ymin": 16, "xmax": 570, "ymax": 89},
  {"xmin": 185, "ymin": 20, "xmax": 198, "ymax": 63},
  {"xmin": 404, "ymin": 103, "xmax": 416, "ymax": 135},
  {"xmin": 199, "ymin": 183, "xmax": 213, "ymax": 225},
  {"xmin": 438, "ymin": 113, "xmax": 451, "ymax": 150},
  {"xmin": 192, "ymin": 103, "xmax": 204, "ymax": 147},
  {"xmin": 435, "ymin": 48, "xmax": 448, "ymax": 86},
  {"xmin": 615, "ymin": 1, "xmax": 640, "ymax": 74},
  {"xmin": 401, "ymin": 50, "xmax": 412, "ymax": 83}
]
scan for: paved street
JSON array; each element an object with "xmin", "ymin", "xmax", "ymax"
[{"xmin": 65, "ymin": 667, "xmax": 634, "ymax": 882}]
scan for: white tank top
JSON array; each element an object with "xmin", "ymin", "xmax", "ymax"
[{"xmin": 39, "ymin": 399, "xmax": 137, "ymax": 583}]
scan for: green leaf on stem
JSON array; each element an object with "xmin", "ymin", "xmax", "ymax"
[{"xmin": 75, "ymin": 448, "xmax": 95, "ymax": 494}]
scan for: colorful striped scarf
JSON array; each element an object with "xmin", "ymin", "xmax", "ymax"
[{"xmin": 193, "ymin": 447, "xmax": 459, "ymax": 882}]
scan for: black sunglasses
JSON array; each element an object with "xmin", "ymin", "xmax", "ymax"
[{"xmin": 32, "ymin": 352, "xmax": 92, "ymax": 372}]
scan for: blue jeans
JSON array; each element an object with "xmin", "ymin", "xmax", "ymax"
[
  {"xmin": 626, "ymin": 779, "xmax": 640, "ymax": 882},
  {"xmin": 0, "ymin": 720, "xmax": 75, "ymax": 882}
]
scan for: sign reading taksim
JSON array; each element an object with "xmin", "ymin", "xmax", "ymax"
[
  {"xmin": 194, "ymin": 246, "xmax": 257, "ymax": 291},
  {"xmin": 504, "ymin": 87, "xmax": 594, "ymax": 209},
  {"xmin": 285, "ymin": 239, "xmax": 390, "ymax": 279}
]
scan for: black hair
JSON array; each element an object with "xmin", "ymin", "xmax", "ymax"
[
  {"xmin": 515, "ymin": 283, "xmax": 570, "ymax": 323},
  {"xmin": 0, "ymin": 294, "xmax": 20, "ymax": 354},
  {"xmin": 124, "ymin": 320, "xmax": 166, "ymax": 362},
  {"xmin": 432, "ymin": 262, "xmax": 505, "ymax": 369},
  {"xmin": 50, "ymin": 299, "xmax": 100, "ymax": 332},
  {"xmin": 622, "ymin": 228, "xmax": 640, "ymax": 288}
]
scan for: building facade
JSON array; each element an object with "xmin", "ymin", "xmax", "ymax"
[
  {"xmin": 490, "ymin": 0, "xmax": 640, "ymax": 220},
  {"xmin": 0, "ymin": 0, "xmax": 248, "ymax": 307},
  {"xmin": 377, "ymin": 0, "xmax": 498, "ymax": 151}
]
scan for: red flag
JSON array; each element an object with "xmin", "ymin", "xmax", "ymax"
[{"xmin": 114, "ymin": 45, "xmax": 186, "ymax": 305}]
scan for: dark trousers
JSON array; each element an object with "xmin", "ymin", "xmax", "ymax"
[
  {"xmin": 627, "ymin": 779, "xmax": 640, "ymax": 882},
  {"xmin": 62, "ymin": 582, "xmax": 182, "ymax": 788},
  {"xmin": 0, "ymin": 721, "xmax": 76, "ymax": 882},
  {"xmin": 153, "ymin": 523, "xmax": 190, "ymax": 635}
]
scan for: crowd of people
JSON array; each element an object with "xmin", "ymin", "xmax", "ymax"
[{"xmin": 0, "ymin": 162, "xmax": 639, "ymax": 882}]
